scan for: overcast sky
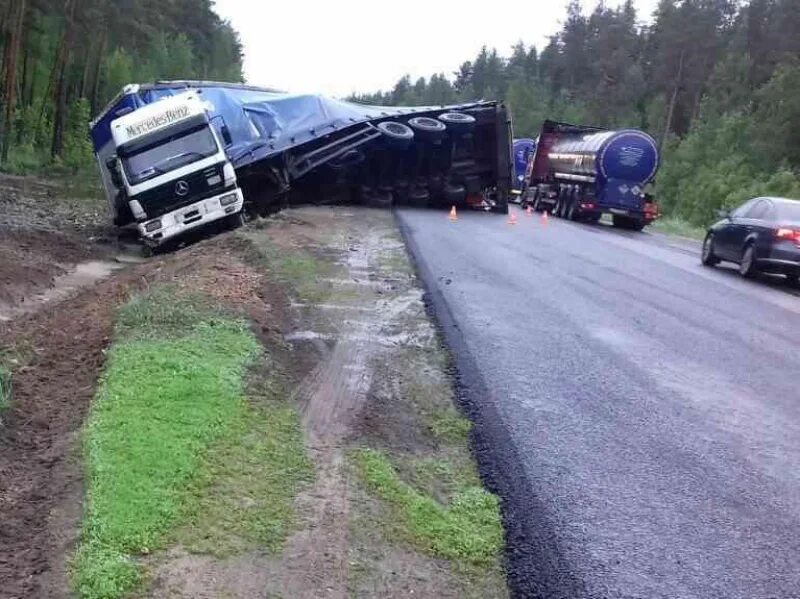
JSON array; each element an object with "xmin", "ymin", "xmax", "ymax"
[{"xmin": 212, "ymin": 0, "xmax": 659, "ymax": 98}]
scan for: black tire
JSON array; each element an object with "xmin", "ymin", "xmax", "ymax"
[
  {"xmin": 408, "ymin": 116, "xmax": 446, "ymax": 138},
  {"xmin": 438, "ymin": 111, "xmax": 476, "ymax": 132},
  {"xmin": 377, "ymin": 121, "xmax": 414, "ymax": 146},
  {"xmin": 739, "ymin": 242, "xmax": 758, "ymax": 278},
  {"xmin": 701, "ymin": 232, "xmax": 720, "ymax": 266},
  {"xmin": 628, "ymin": 219, "xmax": 646, "ymax": 232},
  {"xmin": 786, "ymin": 272, "xmax": 799, "ymax": 288},
  {"xmin": 566, "ymin": 192, "xmax": 578, "ymax": 221}
]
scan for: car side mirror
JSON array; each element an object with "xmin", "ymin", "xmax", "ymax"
[{"xmin": 717, "ymin": 208, "xmax": 731, "ymax": 219}]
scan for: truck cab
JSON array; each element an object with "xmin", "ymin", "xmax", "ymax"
[{"xmin": 100, "ymin": 90, "xmax": 243, "ymax": 246}]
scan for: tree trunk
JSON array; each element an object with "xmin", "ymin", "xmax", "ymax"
[
  {"xmin": 89, "ymin": 30, "xmax": 105, "ymax": 115},
  {"xmin": 1, "ymin": 0, "xmax": 26, "ymax": 163},
  {"xmin": 50, "ymin": 0, "xmax": 76, "ymax": 158},
  {"xmin": 660, "ymin": 49, "xmax": 684, "ymax": 152}
]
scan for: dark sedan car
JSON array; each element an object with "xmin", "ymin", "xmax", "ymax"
[{"xmin": 702, "ymin": 196, "xmax": 800, "ymax": 285}]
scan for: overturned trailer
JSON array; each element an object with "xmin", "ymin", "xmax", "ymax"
[{"xmin": 90, "ymin": 81, "xmax": 512, "ymax": 245}]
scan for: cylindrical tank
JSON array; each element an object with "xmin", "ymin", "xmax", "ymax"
[{"xmin": 548, "ymin": 129, "xmax": 659, "ymax": 185}]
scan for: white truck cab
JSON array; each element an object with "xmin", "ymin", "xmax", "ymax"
[{"xmin": 101, "ymin": 91, "xmax": 243, "ymax": 246}]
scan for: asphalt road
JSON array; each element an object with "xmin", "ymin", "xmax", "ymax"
[{"xmin": 397, "ymin": 206, "xmax": 800, "ymax": 599}]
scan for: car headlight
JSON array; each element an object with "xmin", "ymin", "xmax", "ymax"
[
  {"xmin": 144, "ymin": 219, "xmax": 162, "ymax": 232},
  {"xmin": 219, "ymin": 193, "xmax": 238, "ymax": 206}
]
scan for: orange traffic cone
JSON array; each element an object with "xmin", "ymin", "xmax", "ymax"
[
  {"xmin": 508, "ymin": 211, "xmax": 517, "ymax": 225},
  {"xmin": 449, "ymin": 206, "xmax": 458, "ymax": 221},
  {"xmin": 526, "ymin": 205, "xmax": 533, "ymax": 216},
  {"xmin": 541, "ymin": 211, "xmax": 549, "ymax": 225}
]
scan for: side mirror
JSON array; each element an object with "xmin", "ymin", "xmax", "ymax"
[
  {"xmin": 106, "ymin": 155, "xmax": 122, "ymax": 188},
  {"xmin": 717, "ymin": 208, "xmax": 731, "ymax": 219},
  {"xmin": 220, "ymin": 124, "xmax": 232, "ymax": 147}
]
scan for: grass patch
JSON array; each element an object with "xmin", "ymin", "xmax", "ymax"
[
  {"xmin": 241, "ymin": 233, "xmax": 333, "ymax": 302},
  {"xmin": 352, "ymin": 448, "xmax": 503, "ymax": 565},
  {"xmin": 73, "ymin": 287, "xmax": 261, "ymax": 598},
  {"xmin": 0, "ymin": 365, "xmax": 11, "ymax": 414},
  {"xmin": 175, "ymin": 370, "xmax": 313, "ymax": 556},
  {"xmin": 650, "ymin": 216, "xmax": 707, "ymax": 240},
  {"xmin": 428, "ymin": 407, "xmax": 472, "ymax": 444},
  {"xmin": 114, "ymin": 285, "xmax": 221, "ymax": 340}
]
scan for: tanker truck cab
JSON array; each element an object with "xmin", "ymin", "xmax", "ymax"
[{"xmin": 103, "ymin": 91, "xmax": 243, "ymax": 246}]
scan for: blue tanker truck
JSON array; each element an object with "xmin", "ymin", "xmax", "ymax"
[{"xmin": 521, "ymin": 120, "xmax": 660, "ymax": 230}]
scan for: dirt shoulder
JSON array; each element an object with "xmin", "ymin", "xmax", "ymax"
[{"xmin": 0, "ymin": 206, "xmax": 509, "ymax": 598}]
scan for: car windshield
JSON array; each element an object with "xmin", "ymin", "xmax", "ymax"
[
  {"xmin": 776, "ymin": 201, "xmax": 800, "ymax": 221},
  {"xmin": 122, "ymin": 126, "xmax": 218, "ymax": 185}
]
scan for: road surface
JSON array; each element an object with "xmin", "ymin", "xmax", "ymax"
[{"xmin": 397, "ymin": 206, "xmax": 800, "ymax": 599}]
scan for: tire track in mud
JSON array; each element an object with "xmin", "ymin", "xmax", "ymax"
[{"xmin": 275, "ymin": 220, "xmax": 431, "ymax": 599}]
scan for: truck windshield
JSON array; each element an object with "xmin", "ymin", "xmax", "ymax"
[{"xmin": 121, "ymin": 125, "xmax": 218, "ymax": 185}]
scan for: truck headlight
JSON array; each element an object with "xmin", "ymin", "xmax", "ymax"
[
  {"xmin": 219, "ymin": 193, "xmax": 238, "ymax": 206},
  {"xmin": 144, "ymin": 219, "xmax": 162, "ymax": 232}
]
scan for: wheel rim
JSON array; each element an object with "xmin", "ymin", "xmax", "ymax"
[
  {"xmin": 703, "ymin": 235, "xmax": 713, "ymax": 261},
  {"xmin": 740, "ymin": 246, "xmax": 753, "ymax": 274}
]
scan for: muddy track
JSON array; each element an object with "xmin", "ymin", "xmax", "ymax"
[{"xmin": 0, "ymin": 275, "xmax": 133, "ymax": 598}]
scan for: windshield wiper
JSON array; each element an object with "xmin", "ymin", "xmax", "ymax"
[
  {"xmin": 132, "ymin": 165, "xmax": 165, "ymax": 181},
  {"xmin": 153, "ymin": 151, "xmax": 205, "ymax": 170}
]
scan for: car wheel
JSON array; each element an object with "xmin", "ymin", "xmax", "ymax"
[
  {"xmin": 701, "ymin": 232, "xmax": 720, "ymax": 266},
  {"xmin": 739, "ymin": 243, "xmax": 758, "ymax": 278}
]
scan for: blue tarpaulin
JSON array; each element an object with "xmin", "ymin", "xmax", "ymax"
[{"xmin": 90, "ymin": 81, "xmax": 488, "ymax": 169}]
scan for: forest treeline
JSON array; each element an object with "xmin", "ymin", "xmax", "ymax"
[
  {"xmin": 0, "ymin": 0, "xmax": 243, "ymax": 174},
  {"xmin": 352, "ymin": 0, "xmax": 800, "ymax": 225}
]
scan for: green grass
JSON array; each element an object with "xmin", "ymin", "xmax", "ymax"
[
  {"xmin": 175, "ymin": 376, "xmax": 313, "ymax": 556},
  {"xmin": 428, "ymin": 406, "xmax": 472, "ymax": 444},
  {"xmin": 241, "ymin": 233, "xmax": 338, "ymax": 302},
  {"xmin": 352, "ymin": 448, "xmax": 503, "ymax": 565},
  {"xmin": 0, "ymin": 365, "xmax": 11, "ymax": 414},
  {"xmin": 650, "ymin": 216, "xmax": 708, "ymax": 240},
  {"xmin": 73, "ymin": 288, "xmax": 263, "ymax": 598}
]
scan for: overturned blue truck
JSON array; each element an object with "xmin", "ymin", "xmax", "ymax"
[{"xmin": 89, "ymin": 81, "xmax": 512, "ymax": 246}]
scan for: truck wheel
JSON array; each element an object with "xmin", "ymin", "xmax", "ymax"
[
  {"xmin": 408, "ymin": 116, "xmax": 446, "ymax": 139},
  {"xmin": 377, "ymin": 121, "xmax": 414, "ymax": 146},
  {"xmin": 225, "ymin": 212, "xmax": 245, "ymax": 231},
  {"xmin": 532, "ymin": 191, "xmax": 542, "ymax": 212},
  {"xmin": 567, "ymin": 191, "xmax": 578, "ymax": 221},
  {"xmin": 438, "ymin": 112, "xmax": 476, "ymax": 132}
]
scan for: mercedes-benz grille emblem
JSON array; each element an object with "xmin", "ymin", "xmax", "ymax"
[{"xmin": 175, "ymin": 180, "xmax": 189, "ymax": 196}]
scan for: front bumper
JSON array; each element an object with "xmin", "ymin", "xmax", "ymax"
[{"xmin": 137, "ymin": 189, "xmax": 244, "ymax": 245}]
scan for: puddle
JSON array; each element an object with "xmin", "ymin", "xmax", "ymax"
[{"xmin": 0, "ymin": 259, "xmax": 125, "ymax": 321}]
